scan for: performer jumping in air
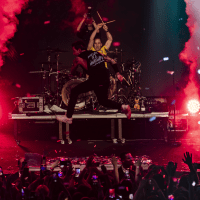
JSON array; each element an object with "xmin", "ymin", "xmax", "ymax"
[
  {"xmin": 56, "ymin": 40, "xmax": 131, "ymax": 124},
  {"xmin": 87, "ymin": 23, "xmax": 112, "ymax": 69}
]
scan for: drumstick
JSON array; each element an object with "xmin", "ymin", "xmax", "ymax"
[
  {"xmin": 97, "ymin": 11, "xmax": 105, "ymax": 24},
  {"xmin": 105, "ymin": 20, "xmax": 116, "ymax": 24},
  {"xmin": 123, "ymin": 77, "xmax": 130, "ymax": 86}
]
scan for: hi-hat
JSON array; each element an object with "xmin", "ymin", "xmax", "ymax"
[
  {"xmin": 29, "ymin": 70, "xmax": 50, "ymax": 74},
  {"xmin": 39, "ymin": 62, "xmax": 63, "ymax": 65}
]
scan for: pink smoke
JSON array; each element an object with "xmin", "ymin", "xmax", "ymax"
[
  {"xmin": 179, "ymin": 0, "xmax": 200, "ymax": 105},
  {"xmin": 0, "ymin": 0, "xmax": 29, "ymax": 123},
  {"xmin": 0, "ymin": 0, "xmax": 29, "ymax": 70}
]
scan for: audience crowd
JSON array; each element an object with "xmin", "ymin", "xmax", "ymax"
[{"xmin": 0, "ymin": 151, "xmax": 199, "ymax": 200}]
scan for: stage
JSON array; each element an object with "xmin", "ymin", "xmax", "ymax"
[
  {"xmin": 1, "ymin": 110, "xmax": 199, "ymax": 176},
  {"xmin": 9, "ymin": 108, "xmax": 169, "ymax": 144}
]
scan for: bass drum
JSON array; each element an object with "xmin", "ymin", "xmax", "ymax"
[{"xmin": 61, "ymin": 79, "xmax": 93, "ymax": 110}]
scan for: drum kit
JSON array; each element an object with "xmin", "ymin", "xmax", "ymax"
[
  {"xmin": 29, "ymin": 47, "xmax": 90, "ymax": 110},
  {"xmin": 29, "ymin": 47, "xmax": 142, "ymax": 111}
]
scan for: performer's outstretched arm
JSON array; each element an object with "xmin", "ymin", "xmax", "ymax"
[
  {"xmin": 103, "ymin": 24, "xmax": 113, "ymax": 50},
  {"xmin": 77, "ymin": 14, "xmax": 87, "ymax": 32}
]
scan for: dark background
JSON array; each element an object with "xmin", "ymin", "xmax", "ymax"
[{"xmin": 0, "ymin": 0, "xmax": 190, "ymax": 120}]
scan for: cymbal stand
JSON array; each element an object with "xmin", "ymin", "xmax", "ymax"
[
  {"xmin": 119, "ymin": 48, "xmax": 125, "ymax": 74},
  {"xmin": 41, "ymin": 63, "xmax": 47, "ymax": 95},
  {"xmin": 114, "ymin": 49, "xmax": 120, "ymax": 102},
  {"xmin": 120, "ymin": 49, "xmax": 123, "ymax": 64},
  {"xmin": 47, "ymin": 51, "xmax": 52, "ymax": 95},
  {"xmin": 55, "ymin": 52, "xmax": 60, "ymax": 106}
]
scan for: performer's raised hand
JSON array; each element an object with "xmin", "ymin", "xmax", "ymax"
[
  {"xmin": 103, "ymin": 24, "xmax": 108, "ymax": 32},
  {"xmin": 182, "ymin": 152, "xmax": 192, "ymax": 166},
  {"xmin": 83, "ymin": 13, "xmax": 87, "ymax": 19},
  {"xmin": 96, "ymin": 23, "xmax": 103, "ymax": 30},
  {"xmin": 111, "ymin": 154, "xmax": 118, "ymax": 167}
]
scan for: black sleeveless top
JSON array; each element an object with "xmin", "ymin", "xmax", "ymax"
[{"xmin": 78, "ymin": 50, "xmax": 110, "ymax": 83}]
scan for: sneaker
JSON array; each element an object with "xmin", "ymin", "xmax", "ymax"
[
  {"xmin": 56, "ymin": 115, "xmax": 73, "ymax": 124},
  {"xmin": 121, "ymin": 105, "xmax": 131, "ymax": 119}
]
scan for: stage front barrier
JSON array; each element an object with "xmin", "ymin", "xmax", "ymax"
[{"xmin": 9, "ymin": 112, "xmax": 169, "ymax": 145}]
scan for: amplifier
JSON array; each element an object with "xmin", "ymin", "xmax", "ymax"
[
  {"xmin": 145, "ymin": 97, "xmax": 168, "ymax": 112},
  {"xmin": 18, "ymin": 97, "xmax": 43, "ymax": 113}
]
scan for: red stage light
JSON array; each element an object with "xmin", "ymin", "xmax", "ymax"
[
  {"xmin": 187, "ymin": 99, "xmax": 200, "ymax": 114},
  {"xmin": 102, "ymin": 17, "xmax": 108, "ymax": 22},
  {"xmin": 113, "ymin": 42, "xmax": 120, "ymax": 47}
]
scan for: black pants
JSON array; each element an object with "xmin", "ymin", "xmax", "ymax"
[{"xmin": 66, "ymin": 79, "xmax": 122, "ymax": 118}]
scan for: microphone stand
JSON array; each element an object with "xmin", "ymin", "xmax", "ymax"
[{"xmin": 168, "ymin": 60, "xmax": 182, "ymax": 146}]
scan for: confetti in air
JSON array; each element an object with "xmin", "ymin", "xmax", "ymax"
[
  {"xmin": 167, "ymin": 71, "xmax": 175, "ymax": 75},
  {"xmin": 113, "ymin": 42, "xmax": 121, "ymax": 47},
  {"xmin": 15, "ymin": 83, "xmax": 21, "ymax": 88},
  {"xmin": 44, "ymin": 21, "xmax": 50, "ymax": 25},
  {"xmin": 179, "ymin": 0, "xmax": 200, "ymax": 104},
  {"xmin": 159, "ymin": 57, "xmax": 169, "ymax": 63},
  {"xmin": 149, "ymin": 116, "xmax": 156, "ymax": 122},
  {"xmin": 0, "ymin": 0, "xmax": 29, "ymax": 70},
  {"xmin": 171, "ymin": 100, "xmax": 176, "ymax": 105}
]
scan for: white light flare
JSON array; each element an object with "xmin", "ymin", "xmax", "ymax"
[{"xmin": 187, "ymin": 99, "xmax": 200, "ymax": 114}]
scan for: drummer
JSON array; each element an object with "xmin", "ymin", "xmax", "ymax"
[
  {"xmin": 76, "ymin": 10, "xmax": 101, "ymax": 45},
  {"xmin": 87, "ymin": 23, "xmax": 112, "ymax": 69}
]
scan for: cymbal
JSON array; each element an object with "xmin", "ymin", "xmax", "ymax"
[
  {"xmin": 54, "ymin": 48, "xmax": 68, "ymax": 53},
  {"xmin": 39, "ymin": 47, "xmax": 55, "ymax": 52},
  {"xmin": 107, "ymin": 50, "xmax": 125, "ymax": 54},
  {"xmin": 39, "ymin": 47, "xmax": 68, "ymax": 53},
  {"xmin": 49, "ymin": 71, "xmax": 65, "ymax": 75},
  {"xmin": 60, "ymin": 69, "xmax": 70, "ymax": 74},
  {"xmin": 39, "ymin": 62, "xmax": 63, "ymax": 65},
  {"xmin": 29, "ymin": 70, "xmax": 50, "ymax": 74}
]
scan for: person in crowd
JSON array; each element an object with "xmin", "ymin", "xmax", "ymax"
[
  {"xmin": 35, "ymin": 184, "xmax": 50, "ymax": 200},
  {"xmin": 1, "ymin": 151, "xmax": 200, "ymax": 200}
]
